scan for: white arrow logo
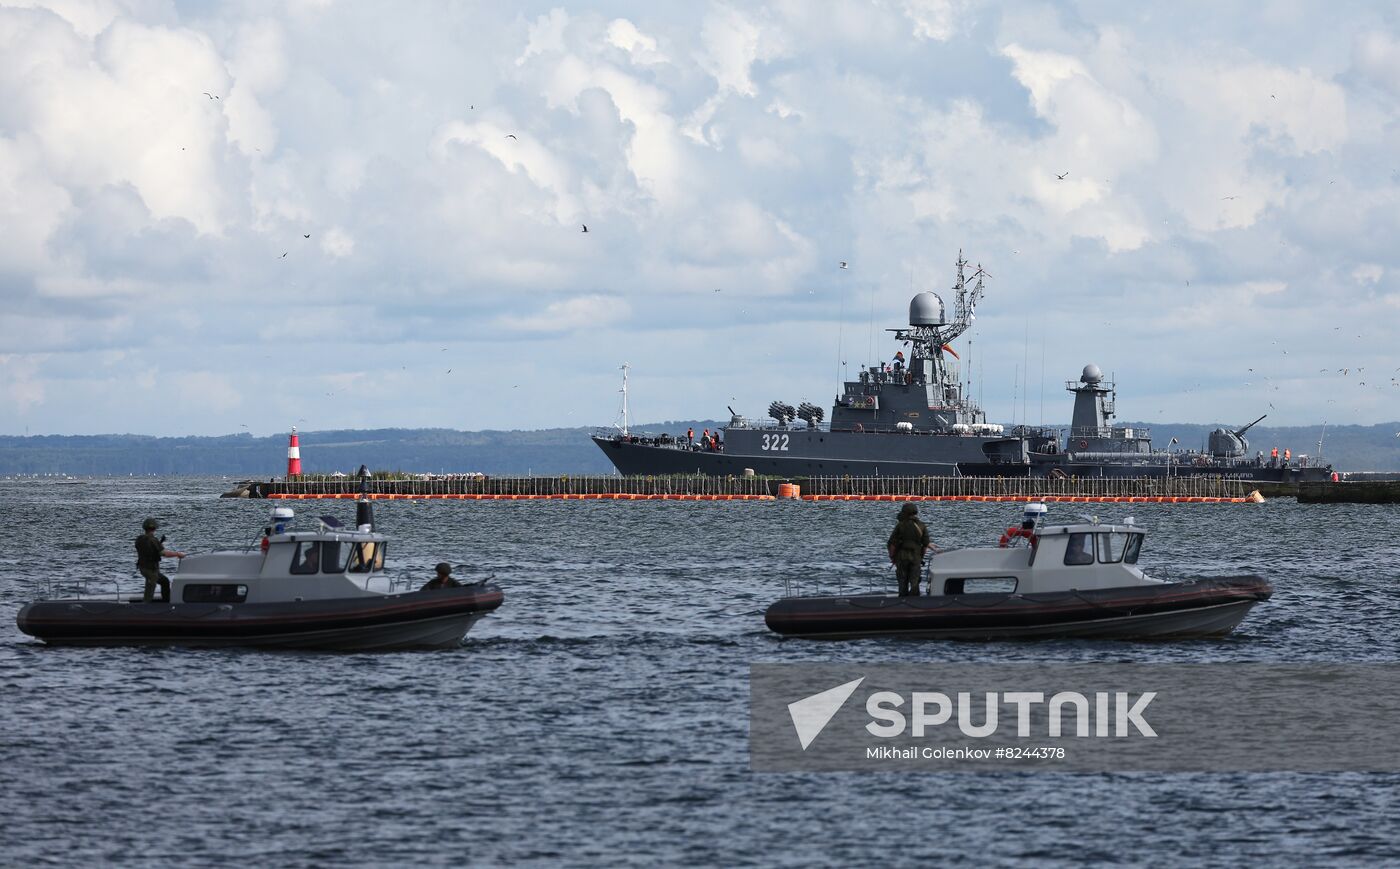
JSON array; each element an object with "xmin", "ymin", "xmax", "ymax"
[{"xmin": 787, "ymin": 677, "xmax": 865, "ymax": 750}]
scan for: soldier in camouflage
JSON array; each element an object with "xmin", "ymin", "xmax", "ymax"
[
  {"xmin": 886, "ymin": 503, "xmax": 933, "ymax": 597},
  {"xmin": 135, "ymin": 517, "xmax": 185, "ymax": 603}
]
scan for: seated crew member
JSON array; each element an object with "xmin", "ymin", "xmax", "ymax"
[{"xmin": 422, "ymin": 562, "xmax": 463, "ymax": 591}]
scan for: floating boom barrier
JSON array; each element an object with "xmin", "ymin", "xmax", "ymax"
[{"xmin": 231, "ymin": 474, "xmax": 1266, "ymax": 504}]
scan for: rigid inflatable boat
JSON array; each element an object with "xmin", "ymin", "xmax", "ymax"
[
  {"xmin": 17, "ymin": 496, "xmax": 502, "ymax": 651},
  {"xmin": 765, "ymin": 505, "xmax": 1271, "ymax": 640}
]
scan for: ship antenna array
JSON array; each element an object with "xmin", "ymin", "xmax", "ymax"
[
  {"xmin": 954, "ymin": 256, "xmax": 986, "ymax": 329},
  {"xmin": 893, "ymin": 252, "xmax": 985, "ymax": 354}
]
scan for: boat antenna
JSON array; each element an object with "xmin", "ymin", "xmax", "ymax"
[
  {"xmin": 1021, "ymin": 317, "xmax": 1030, "ymax": 430},
  {"xmin": 1038, "ymin": 338, "xmax": 1046, "ymax": 428},
  {"xmin": 835, "ymin": 270, "xmax": 848, "ymax": 393},
  {"xmin": 616, "ymin": 363, "xmax": 631, "ymax": 437},
  {"xmin": 1011, "ymin": 363, "xmax": 1020, "ymax": 428},
  {"xmin": 867, "ymin": 277, "xmax": 877, "ymax": 367}
]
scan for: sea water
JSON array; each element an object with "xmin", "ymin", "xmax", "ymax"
[{"xmin": 2, "ymin": 478, "xmax": 1398, "ymax": 865}]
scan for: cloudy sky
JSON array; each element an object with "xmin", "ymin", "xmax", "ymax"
[{"xmin": 2, "ymin": 0, "xmax": 1398, "ymax": 437}]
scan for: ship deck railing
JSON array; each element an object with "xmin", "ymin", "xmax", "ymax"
[{"xmin": 1068, "ymin": 425, "xmax": 1151, "ymax": 440}]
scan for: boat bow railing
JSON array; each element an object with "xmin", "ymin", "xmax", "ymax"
[
  {"xmin": 36, "ymin": 573, "xmax": 133, "ymax": 602},
  {"xmin": 781, "ymin": 563, "xmax": 899, "ymax": 598}
]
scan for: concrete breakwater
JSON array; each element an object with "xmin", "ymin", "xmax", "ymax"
[
  {"xmin": 1297, "ymin": 480, "xmax": 1400, "ymax": 504},
  {"xmin": 224, "ymin": 475, "xmax": 1266, "ymax": 503}
]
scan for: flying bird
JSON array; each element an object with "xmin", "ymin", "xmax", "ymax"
[
  {"xmin": 303, "ymin": 233, "xmax": 310, "ymax": 239},
  {"xmin": 280, "ymin": 252, "xmax": 288, "ymax": 258},
  {"xmin": 1056, "ymin": 172, "xmax": 1069, "ymax": 180},
  {"xmin": 203, "ymin": 92, "xmax": 219, "ymax": 100},
  {"xmin": 1221, "ymin": 195, "xmax": 1239, "ymax": 200},
  {"xmin": 505, "ymin": 134, "xmax": 518, "ymax": 140},
  {"xmin": 581, "ymin": 224, "xmax": 588, "ymax": 232},
  {"xmin": 839, "ymin": 261, "xmax": 848, "ymax": 269}
]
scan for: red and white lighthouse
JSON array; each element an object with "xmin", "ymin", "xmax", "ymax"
[{"xmin": 286, "ymin": 426, "xmax": 302, "ymax": 477}]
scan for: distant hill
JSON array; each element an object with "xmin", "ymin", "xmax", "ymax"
[{"xmin": 1, "ymin": 420, "xmax": 1396, "ymax": 476}]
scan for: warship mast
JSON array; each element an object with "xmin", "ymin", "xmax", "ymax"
[{"xmin": 615, "ymin": 363, "xmax": 631, "ymax": 437}]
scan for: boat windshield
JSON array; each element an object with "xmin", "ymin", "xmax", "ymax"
[
  {"xmin": 1063, "ymin": 533, "xmax": 1094, "ymax": 565},
  {"xmin": 1097, "ymin": 533, "xmax": 1126, "ymax": 563},
  {"xmin": 1124, "ymin": 533, "xmax": 1142, "ymax": 564},
  {"xmin": 290, "ymin": 541, "xmax": 352, "ymax": 574},
  {"xmin": 1095, "ymin": 532, "xmax": 1146, "ymax": 564},
  {"xmin": 348, "ymin": 541, "xmax": 386, "ymax": 573}
]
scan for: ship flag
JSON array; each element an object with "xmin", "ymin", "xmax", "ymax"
[{"xmin": 941, "ymin": 343, "xmax": 960, "ymax": 359}]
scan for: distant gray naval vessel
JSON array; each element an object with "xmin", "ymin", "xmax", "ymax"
[
  {"xmin": 593, "ymin": 254, "xmax": 1048, "ymax": 477},
  {"xmin": 1030, "ymin": 365, "xmax": 1333, "ymax": 482},
  {"xmin": 592, "ymin": 253, "xmax": 1333, "ymax": 482}
]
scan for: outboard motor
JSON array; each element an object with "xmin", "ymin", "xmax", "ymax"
[{"xmin": 355, "ymin": 464, "xmax": 374, "ymax": 531}]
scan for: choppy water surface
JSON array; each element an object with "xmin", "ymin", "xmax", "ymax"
[{"xmin": 2, "ymin": 478, "xmax": 1398, "ymax": 865}]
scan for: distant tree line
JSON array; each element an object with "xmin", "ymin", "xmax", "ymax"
[{"xmin": 0, "ymin": 421, "xmax": 1396, "ymax": 476}]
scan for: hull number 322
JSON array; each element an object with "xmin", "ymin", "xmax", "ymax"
[{"xmin": 761, "ymin": 433, "xmax": 790, "ymax": 451}]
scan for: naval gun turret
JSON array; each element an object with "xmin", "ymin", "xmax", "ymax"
[
  {"xmin": 796, "ymin": 402, "xmax": 825, "ymax": 429},
  {"xmin": 1208, "ymin": 414, "xmax": 1267, "ymax": 459},
  {"xmin": 768, "ymin": 401, "xmax": 797, "ymax": 426}
]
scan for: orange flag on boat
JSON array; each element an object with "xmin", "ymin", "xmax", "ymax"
[{"xmin": 941, "ymin": 343, "xmax": 959, "ymax": 359}]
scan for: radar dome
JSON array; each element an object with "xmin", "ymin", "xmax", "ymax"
[
  {"xmin": 1080, "ymin": 363, "xmax": 1103, "ymax": 384},
  {"xmin": 909, "ymin": 292, "xmax": 946, "ymax": 326}
]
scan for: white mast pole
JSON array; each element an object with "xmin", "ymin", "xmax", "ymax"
[{"xmin": 619, "ymin": 363, "xmax": 630, "ymax": 437}]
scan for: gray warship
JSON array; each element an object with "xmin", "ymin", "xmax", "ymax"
[
  {"xmin": 1027, "ymin": 365, "xmax": 1334, "ymax": 482},
  {"xmin": 593, "ymin": 254, "xmax": 1048, "ymax": 477},
  {"xmin": 592, "ymin": 253, "xmax": 1333, "ymax": 482}
]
